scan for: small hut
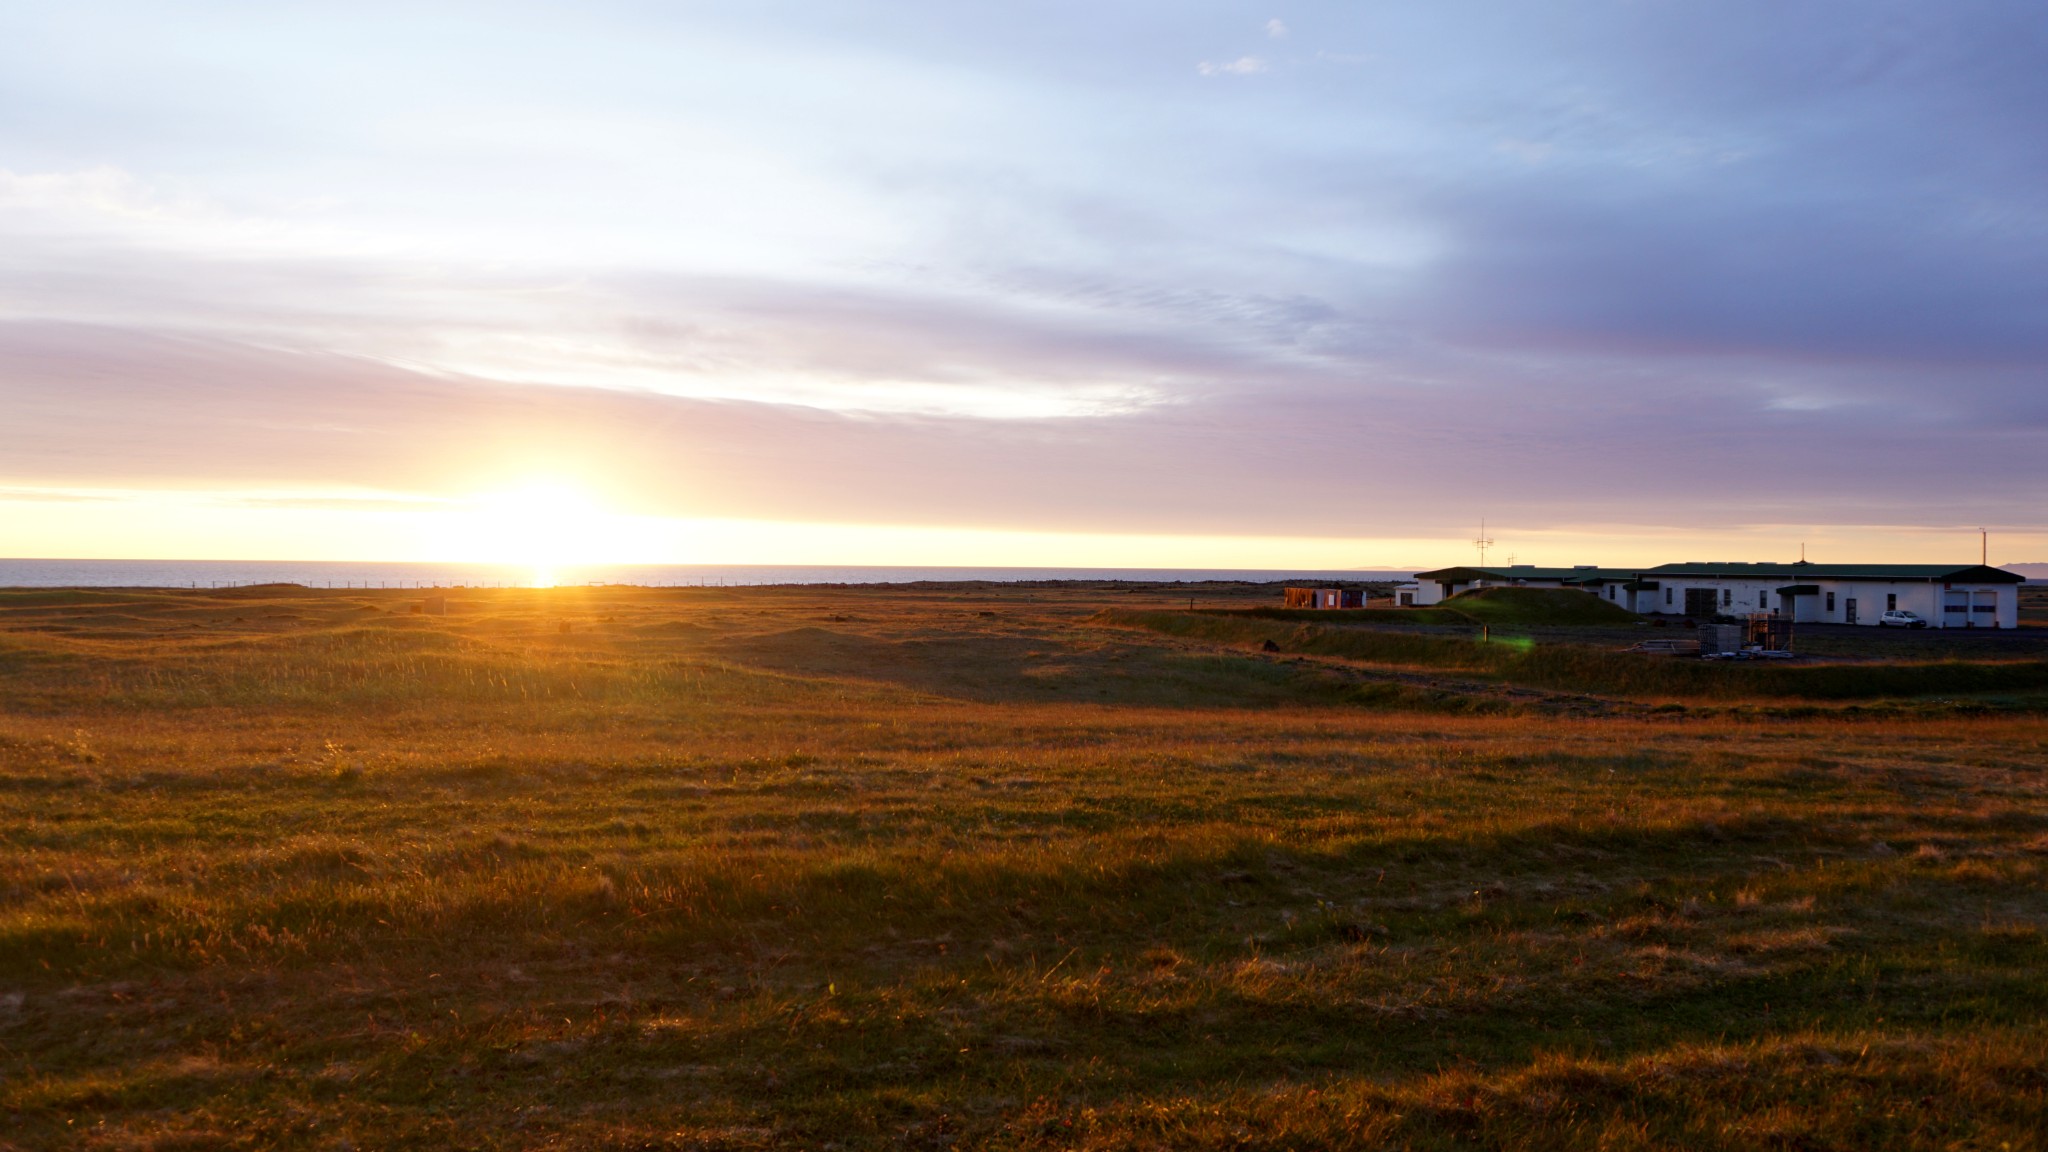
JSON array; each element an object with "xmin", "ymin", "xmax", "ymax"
[{"xmin": 1284, "ymin": 587, "xmax": 1364, "ymax": 610}]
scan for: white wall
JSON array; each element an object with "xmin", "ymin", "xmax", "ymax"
[
  {"xmin": 1805, "ymin": 581, "xmax": 2015, "ymax": 628},
  {"xmin": 1409, "ymin": 572, "xmax": 2020, "ymax": 626},
  {"xmin": 1411, "ymin": 579, "xmax": 1460, "ymax": 606},
  {"xmin": 1804, "ymin": 581, "xmax": 1915, "ymax": 626},
  {"xmin": 1631, "ymin": 578, "xmax": 1779, "ymax": 618},
  {"xmin": 1639, "ymin": 578, "xmax": 2017, "ymax": 628}
]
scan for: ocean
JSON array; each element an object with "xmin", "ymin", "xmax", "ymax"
[{"xmin": 0, "ymin": 559, "xmax": 1417, "ymax": 589}]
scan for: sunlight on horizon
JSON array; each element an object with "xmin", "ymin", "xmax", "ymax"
[
  {"xmin": 0, "ymin": 483, "xmax": 2036, "ymax": 572},
  {"xmin": 445, "ymin": 481, "xmax": 642, "ymax": 585}
]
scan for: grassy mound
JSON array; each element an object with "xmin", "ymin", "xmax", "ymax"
[
  {"xmin": 1203, "ymin": 605, "xmax": 1474, "ymax": 625},
  {"xmin": 1205, "ymin": 588, "xmax": 1641, "ymax": 628},
  {"xmin": 1442, "ymin": 585, "xmax": 1642, "ymax": 626},
  {"xmin": 1104, "ymin": 608, "xmax": 2048, "ymax": 703}
]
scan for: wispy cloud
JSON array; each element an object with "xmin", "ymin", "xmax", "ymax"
[
  {"xmin": 1197, "ymin": 56, "xmax": 1267, "ymax": 77},
  {"xmin": 0, "ymin": 485, "xmax": 122, "ymax": 504},
  {"xmin": 1265, "ymin": 19, "xmax": 1289, "ymax": 38}
]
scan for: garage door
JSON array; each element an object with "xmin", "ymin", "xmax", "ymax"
[
  {"xmin": 1974, "ymin": 590, "xmax": 1998, "ymax": 624},
  {"xmin": 1945, "ymin": 591, "xmax": 1970, "ymax": 624}
]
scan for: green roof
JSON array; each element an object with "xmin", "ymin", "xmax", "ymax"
[
  {"xmin": 1644, "ymin": 562, "xmax": 2023, "ymax": 583},
  {"xmin": 1413, "ymin": 562, "xmax": 2024, "ymax": 584},
  {"xmin": 1412, "ymin": 566, "xmax": 1640, "ymax": 583}
]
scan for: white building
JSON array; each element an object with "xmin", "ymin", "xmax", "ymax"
[
  {"xmin": 1406, "ymin": 561, "xmax": 2023, "ymax": 629},
  {"xmin": 1407, "ymin": 565, "xmax": 1639, "ymax": 606},
  {"xmin": 1629, "ymin": 563, "xmax": 2022, "ymax": 629}
]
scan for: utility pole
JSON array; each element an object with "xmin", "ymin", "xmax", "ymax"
[{"xmin": 1982, "ymin": 528, "xmax": 1988, "ymax": 566}]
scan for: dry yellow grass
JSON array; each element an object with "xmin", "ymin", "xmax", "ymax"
[{"xmin": 1, "ymin": 582, "xmax": 2044, "ymax": 1149}]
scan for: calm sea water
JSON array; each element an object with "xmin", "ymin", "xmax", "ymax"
[{"xmin": 0, "ymin": 559, "xmax": 1416, "ymax": 589}]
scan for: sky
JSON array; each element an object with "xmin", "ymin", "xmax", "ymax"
[{"xmin": 3, "ymin": 0, "xmax": 2046, "ymax": 570}]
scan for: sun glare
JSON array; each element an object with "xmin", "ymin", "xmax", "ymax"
[{"xmin": 452, "ymin": 481, "xmax": 636, "ymax": 584}]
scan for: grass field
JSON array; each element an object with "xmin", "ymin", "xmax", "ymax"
[{"xmin": 2, "ymin": 581, "xmax": 2045, "ymax": 1150}]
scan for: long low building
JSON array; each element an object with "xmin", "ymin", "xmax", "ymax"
[
  {"xmin": 1408, "ymin": 561, "xmax": 2025, "ymax": 628},
  {"xmin": 1405, "ymin": 565, "xmax": 1639, "ymax": 604}
]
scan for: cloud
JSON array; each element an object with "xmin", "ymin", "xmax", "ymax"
[
  {"xmin": 0, "ymin": 485, "xmax": 121, "ymax": 504},
  {"xmin": 0, "ymin": 200, "xmax": 1196, "ymax": 420},
  {"xmin": 1196, "ymin": 56, "xmax": 1267, "ymax": 77},
  {"xmin": 1266, "ymin": 19, "xmax": 1289, "ymax": 38},
  {"xmin": 6, "ymin": 314, "xmax": 2047, "ymax": 541},
  {"xmin": 4, "ymin": 2, "xmax": 2048, "ymax": 557},
  {"xmin": 0, "ymin": 165, "xmax": 391, "ymax": 263},
  {"xmin": 0, "ymin": 166, "xmax": 171, "ymax": 220}
]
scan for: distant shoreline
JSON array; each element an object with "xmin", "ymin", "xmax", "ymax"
[
  {"xmin": 0, "ymin": 558, "xmax": 1419, "ymax": 590},
  {"xmin": 6, "ymin": 557, "xmax": 2034, "ymax": 589}
]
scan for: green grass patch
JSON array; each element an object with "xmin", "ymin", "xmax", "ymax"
[
  {"xmin": 1105, "ymin": 608, "xmax": 2048, "ymax": 703},
  {"xmin": 1205, "ymin": 588, "xmax": 1641, "ymax": 629},
  {"xmin": 1440, "ymin": 585, "xmax": 1644, "ymax": 626}
]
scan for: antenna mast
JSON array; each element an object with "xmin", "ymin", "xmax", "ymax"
[
  {"xmin": 1472, "ymin": 518, "xmax": 1495, "ymax": 568},
  {"xmin": 1982, "ymin": 528, "xmax": 1988, "ymax": 566}
]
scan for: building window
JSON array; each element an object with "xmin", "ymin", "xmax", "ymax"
[
  {"xmin": 1759, "ymin": 591, "xmax": 1769, "ymax": 611},
  {"xmin": 1826, "ymin": 592, "xmax": 1836, "ymax": 611},
  {"xmin": 1664, "ymin": 588, "xmax": 1672, "ymax": 606},
  {"xmin": 1722, "ymin": 589, "xmax": 1732, "ymax": 607},
  {"xmin": 1887, "ymin": 593, "xmax": 1897, "ymax": 610}
]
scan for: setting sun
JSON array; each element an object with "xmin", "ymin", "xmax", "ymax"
[{"xmin": 447, "ymin": 481, "xmax": 640, "ymax": 584}]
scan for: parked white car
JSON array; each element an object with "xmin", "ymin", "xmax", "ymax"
[{"xmin": 1877, "ymin": 609, "xmax": 1927, "ymax": 629}]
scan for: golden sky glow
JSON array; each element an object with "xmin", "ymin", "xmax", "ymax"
[{"xmin": 1, "ymin": 485, "xmax": 2034, "ymax": 573}]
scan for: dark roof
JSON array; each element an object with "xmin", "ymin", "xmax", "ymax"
[
  {"xmin": 1644, "ymin": 562, "xmax": 2024, "ymax": 584},
  {"xmin": 1411, "ymin": 565, "xmax": 1639, "ymax": 583}
]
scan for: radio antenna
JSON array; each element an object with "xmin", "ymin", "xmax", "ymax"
[{"xmin": 1472, "ymin": 518, "xmax": 1495, "ymax": 568}]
